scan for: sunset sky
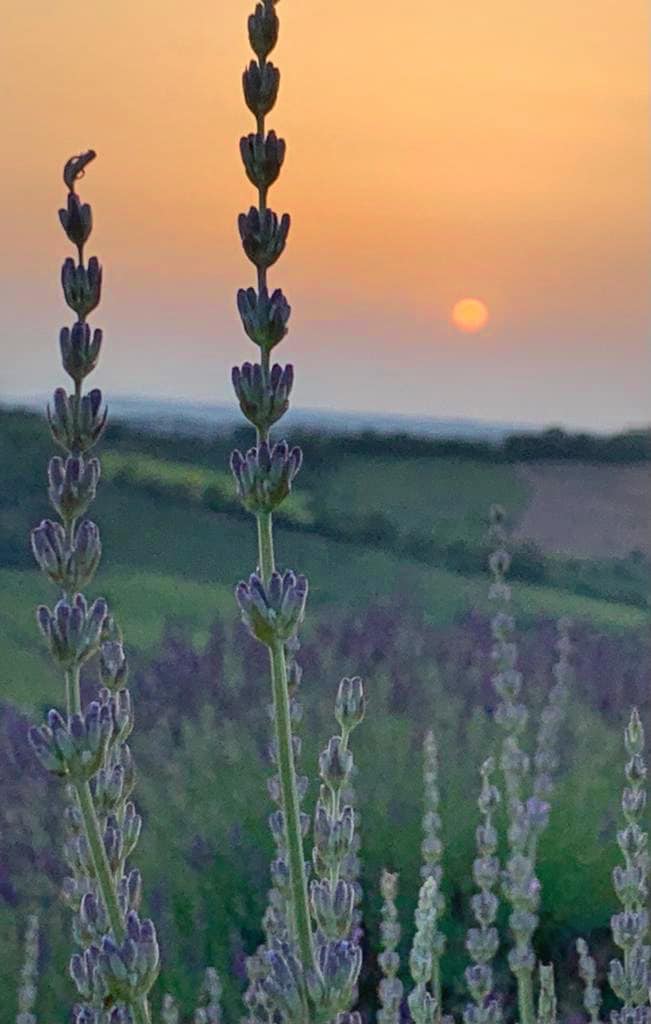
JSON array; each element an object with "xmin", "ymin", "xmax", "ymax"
[{"xmin": 0, "ymin": 0, "xmax": 648, "ymax": 430}]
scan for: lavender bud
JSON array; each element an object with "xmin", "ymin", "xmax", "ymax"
[
  {"xmin": 408, "ymin": 984, "xmax": 437, "ymax": 1024},
  {"xmin": 243, "ymin": 60, "xmax": 280, "ymax": 118},
  {"xmin": 63, "ymin": 150, "xmax": 96, "ymax": 192},
  {"xmin": 269, "ymin": 808, "xmax": 284, "ymax": 841},
  {"xmin": 73, "ymin": 1006, "xmax": 101, "ymax": 1024},
  {"xmin": 60, "ymin": 321, "xmax": 102, "ymax": 383},
  {"xmin": 232, "ymin": 361, "xmax": 293, "ymax": 429},
  {"xmin": 100, "ymin": 639, "xmax": 129, "ymax": 690},
  {"xmin": 624, "ymin": 708, "xmax": 644, "ymax": 757},
  {"xmin": 119, "ymin": 743, "xmax": 137, "ymax": 798},
  {"xmin": 334, "ymin": 676, "xmax": 365, "ymax": 732},
  {"xmin": 270, "ymin": 857, "xmax": 290, "ymax": 894},
  {"xmin": 69, "ymin": 519, "xmax": 102, "ymax": 588},
  {"xmin": 122, "ymin": 801, "xmax": 142, "ymax": 857},
  {"xmin": 61, "ymin": 256, "xmax": 102, "ymax": 318},
  {"xmin": 97, "ymin": 914, "xmax": 159, "ymax": 1000},
  {"xmin": 473, "ymin": 855, "xmax": 500, "ymax": 890},
  {"xmin": 313, "ymin": 802, "xmax": 355, "ymax": 868},
  {"xmin": 622, "ymin": 786, "xmax": 646, "ymax": 819},
  {"xmin": 238, "ymin": 206, "xmax": 290, "ymax": 269},
  {"xmin": 92, "ymin": 763, "xmax": 125, "ymax": 814},
  {"xmin": 78, "ymin": 890, "xmax": 108, "ymax": 945},
  {"xmin": 36, "ymin": 593, "xmax": 108, "ymax": 667},
  {"xmin": 110, "ymin": 687, "xmax": 134, "ymax": 743},
  {"xmin": 70, "ymin": 950, "xmax": 93, "ymax": 1000},
  {"xmin": 617, "ymin": 823, "xmax": 645, "ymax": 859},
  {"xmin": 31, "ymin": 519, "xmax": 67, "ymax": 584},
  {"xmin": 489, "ymin": 549, "xmax": 511, "ymax": 577},
  {"xmin": 118, "ymin": 868, "xmax": 143, "ymax": 914},
  {"xmin": 231, "ymin": 440, "xmax": 302, "ymax": 513},
  {"xmin": 319, "ymin": 736, "xmax": 353, "ymax": 790},
  {"xmin": 103, "ymin": 816, "xmax": 124, "ymax": 872},
  {"xmin": 465, "ymin": 926, "xmax": 499, "ymax": 965},
  {"xmin": 508, "ymin": 946, "xmax": 535, "ymax": 973},
  {"xmin": 625, "ymin": 753, "xmax": 647, "ymax": 786},
  {"xmin": 612, "ymin": 864, "xmax": 647, "ymax": 906},
  {"xmin": 240, "ymin": 130, "xmax": 286, "ymax": 192},
  {"xmin": 465, "ymin": 964, "xmax": 493, "ymax": 1003},
  {"xmin": 262, "ymin": 944, "xmax": 304, "ymax": 1022},
  {"xmin": 47, "ymin": 387, "xmax": 107, "ymax": 454},
  {"xmin": 471, "ymin": 890, "xmax": 499, "ymax": 929},
  {"xmin": 311, "ymin": 878, "xmax": 355, "ymax": 938},
  {"xmin": 237, "ymin": 285, "xmax": 290, "ymax": 351},
  {"xmin": 48, "ymin": 454, "xmax": 100, "ymax": 519},
  {"xmin": 235, "ymin": 570, "xmax": 308, "ymax": 645},
  {"xmin": 248, "ymin": 0, "xmax": 279, "ymax": 60},
  {"xmin": 59, "ymin": 192, "xmax": 93, "ymax": 250},
  {"xmin": 30, "ymin": 699, "xmax": 111, "ymax": 779},
  {"xmin": 312, "ymin": 939, "xmax": 362, "ymax": 1013},
  {"xmin": 611, "ymin": 910, "xmax": 648, "ymax": 950},
  {"xmin": 525, "ymin": 796, "xmax": 550, "ymax": 833}
]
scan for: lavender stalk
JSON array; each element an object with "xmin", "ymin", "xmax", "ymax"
[
  {"xmin": 464, "ymin": 758, "xmax": 502, "ymax": 1024},
  {"xmin": 420, "ymin": 730, "xmax": 446, "ymax": 1018},
  {"xmin": 15, "ymin": 914, "xmax": 39, "ymax": 1024},
  {"xmin": 28, "ymin": 153, "xmax": 157, "ymax": 1024},
  {"xmin": 377, "ymin": 871, "xmax": 403, "ymax": 1024},
  {"xmin": 536, "ymin": 964, "xmax": 557, "ymax": 1024},
  {"xmin": 408, "ymin": 877, "xmax": 442, "ymax": 1024},
  {"xmin": 487, "ymin": 505, "xmax": 538, "ymax": 1024},
  {"xmin": 194, "ymin": 967, "xmax": 224, "ymax": 1024},
  {"xmin": 307, "ymin": 679, "xmax": 365, "ymax": 1019},
  {"xmin": 608, "ymin": 708, "xmax": 649, "ymax": 1022},
  {"xmin": 232, "ymin": 0, "xmax": 314, "ymax": 987},
  {"xmin": 576, "ymin": 939, "xmax": 602, "ymax": 1024}
]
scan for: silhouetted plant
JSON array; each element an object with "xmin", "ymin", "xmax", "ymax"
[
  {"xmin": 28, "ymin": 153, "xmax": 158, "ymax": 1024},
  {"xmin": 231, "ymin": 2, "xmax": 365, "ymax": 1018}
]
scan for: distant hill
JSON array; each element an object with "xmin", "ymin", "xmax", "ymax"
[{"xmin": 3, "ymin": 394, "xmax": 533, "ymax": 441}]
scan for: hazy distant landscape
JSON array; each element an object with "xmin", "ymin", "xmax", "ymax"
[
  {"xmin": 1, "ymin": 402, "xmax": 649, "ymax": 1020},
  {"xmin": 5, "ymin": 394, "xmax": 536, "ymax": 441}
]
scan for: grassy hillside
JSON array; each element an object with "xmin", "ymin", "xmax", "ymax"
[
  {"xmin": 1, "ymin": 406, "xmax": 649, "ymax": 1023},
  {"xmin": 1, "ymin": 405, "xmax": 649, "ymax": 712}
]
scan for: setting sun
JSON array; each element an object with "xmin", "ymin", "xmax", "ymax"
[{"xmin": 451, "ymin": 298, "xmax": 489, "ymax": 334}]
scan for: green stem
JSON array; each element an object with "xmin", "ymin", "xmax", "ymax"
[
  {"xmin": 257, "ymin": 511, "xmax": 315, "ymax": 974},
  {"xmin": 431, "ymin": 958, "xmax": 442, "ymax": 1021},
  {"xmin": 69, "ymin": 665, "xmax": 82, "ymax": 716},
  {"xmin": 516, "ymin": 969, "xmax": 535, "ymax": 1024},
  {"xmin": 75, "ymin": 778, "xmax": 124, "ymax": 939},
  {"xmin": 329, "ymin": 726, "xmax": 349, "ymax": 889},
  {"xmin": 64, "ymin": 669, "xmax": 72, "ymax": 722},
  {"xmin": 257, "ymin": 509, "xmax": 275, "ymax": 578},
  {"xmin": 75, "ymin": 779, "xmax": 151, "ymax": 1024}
]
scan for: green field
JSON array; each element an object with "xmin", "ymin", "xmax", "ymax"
[
  {"xmin": 1, "ymin": 407, "xmax": 648, "ymax": 713},
  {"xmin": 0, "ymin": 407, "xmax": 649, "ymax": 1023}
]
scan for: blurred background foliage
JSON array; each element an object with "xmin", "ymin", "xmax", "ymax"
[{"xmin": 0, "ymin": 406, "xmax": 649, "ymax": 1022}]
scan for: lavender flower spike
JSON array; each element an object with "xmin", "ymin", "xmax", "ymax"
[
  {"xmin": 235, "ymin": 570, "xmax": 308, "ymax": 645},
  {"xmin": 27, "ymin": 153, "xmax": 157, "ymax": 1024}
]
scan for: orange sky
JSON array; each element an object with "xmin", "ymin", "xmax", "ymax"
[{"xmin": 0, "ymin": 0, "xmax": 648, "ymax": 428}]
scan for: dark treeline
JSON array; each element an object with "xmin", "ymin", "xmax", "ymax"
[
  {"xmin": 2, "ymin": 408, "xmax": 649, "ymax": 607},
  {"xmin": 3, "ymin": 406, "xmax": 650, "ymax": 465}
]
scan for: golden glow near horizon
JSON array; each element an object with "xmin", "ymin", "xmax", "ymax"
[
  {"xmin": 0, "ymin": 0, "xmax": 648, "ymax": 427},
  {"xmin": 451, "ymin": 298, "xmax": 489, "ymax": 334}
]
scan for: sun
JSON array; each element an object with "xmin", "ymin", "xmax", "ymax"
[{"xmin": 451, "ymin": 297, "xmax": 489, "ymax": 333}]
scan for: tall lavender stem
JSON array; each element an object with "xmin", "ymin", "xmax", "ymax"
[
  {"xmin": 28, "ymin": 153, "xmax": 157, "ymax": 1024},
  {"xmin": 232, "ymin": 0, "xmax": 314, "ymax": 980}
]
